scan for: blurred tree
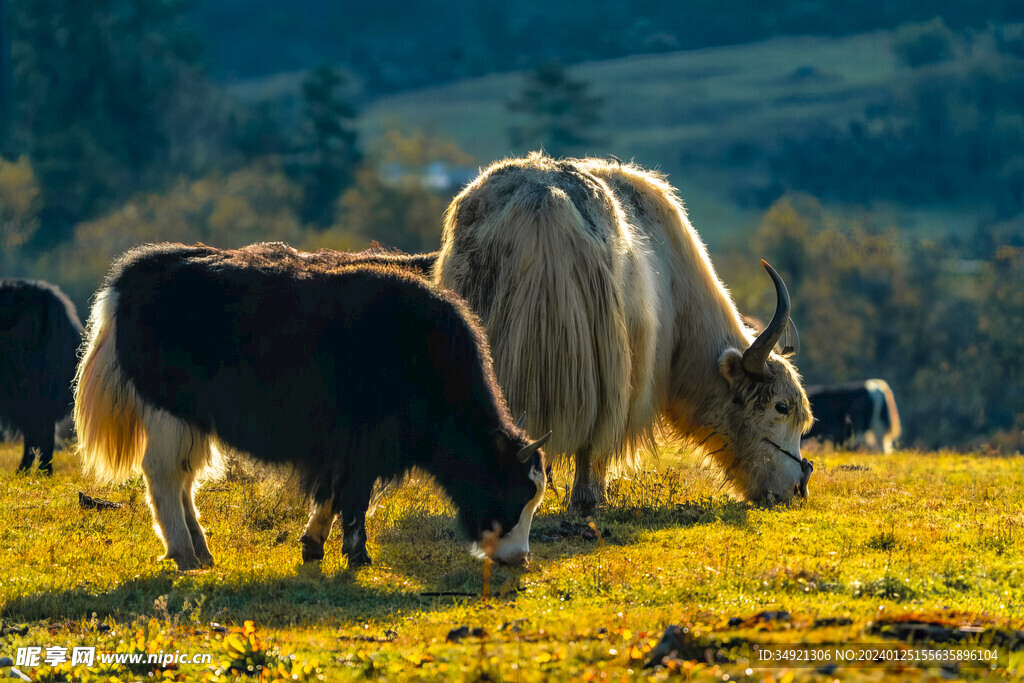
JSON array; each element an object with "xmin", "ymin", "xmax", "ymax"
[
  {"xmin": 372, "ymin": 129, "xmax": 473, "ymax": 169},
  {"xmin": 892, "ymin": 18, "xmax": 959, "ymax": 67},
  {"xmin": 55, "ymin": 162, "xmax": 305, "ymax": 306},
  {"xmin": 330, "ymin": 129, "xmax": 472, "ymax": 252},
  {"xmin": 0, "ymin": 0, "xmax": 11, "ymax": 151},
  {"xmin": 231, "ymin": 101, "xmax": 289, "ymax": 164},
  {"xmin": 767, "ymin": 25, "xmax": 1024, "ymax": 213},
  {"xmin": 9, "ymin": 0, "xmax": 201, "ymax": 243},
  {"xmin": 334, "ymin": 165, "xmax": 446, "ymax": 253},
  {"xmin": 976, "ymin": 245, "xmax": 1024, "ymax": 429},
  {"xmin": 298, "ymin": 63, "xmax": 362, "ymax": 227},
  {"xmin": 0, "ymin": 155, "xmax": 39, "ymax": 269},
  {"xmin": 508, "ymin": 61, "xmax": 604, "ymax": 156}
]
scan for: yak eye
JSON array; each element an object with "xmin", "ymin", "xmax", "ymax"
[{"xmin": 775, "ymin": 401, "xmax": 790, "ymax": 415}]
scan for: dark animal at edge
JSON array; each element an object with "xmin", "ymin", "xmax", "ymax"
[
  {"xmin": 0, "ymin": 279, "xmax": 83, "ymax": 474},
  {"xmin": 74, "ymin": 242, "xmax": 547, "ymax": 570},
  {"xmin": 803, "ymin": 380, "xmax": 901, "ymax": 453}
]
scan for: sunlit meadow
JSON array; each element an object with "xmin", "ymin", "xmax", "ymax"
[{"xmin": 1, "ymin": 440, "xmax": 1022, "ymax": 681}]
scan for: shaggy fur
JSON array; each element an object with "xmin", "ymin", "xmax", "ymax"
[
  {"xmin": 436, "ymin": 153, "xmax": 813, "ymax": 511},
  {"xmin": 0, "ymin": 279, "xmax": 84, "ymax": 473},
  {"xmin": 75, "ymin": 241, "xmax": 546, "ymax": 570}
]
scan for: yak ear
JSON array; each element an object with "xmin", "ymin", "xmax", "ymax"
[{"xmin": 719, "ymin": 347, "xmax": 744, "ymax": 388}]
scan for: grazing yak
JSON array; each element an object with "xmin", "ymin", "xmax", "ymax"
[
  {"xmin": 435, "ymin": 153, "xmax": 813, "ymax": 513},
  {"xmin": 75, "ymin": 242, "xmax": 549, "ymax": 570},
  {"xmin": 0, "ymin": 279, "xmax": 83, "ymax": 474},
  {"xmin": 804, "ymin": 380, "xmax": 901, "ymax": 453}
]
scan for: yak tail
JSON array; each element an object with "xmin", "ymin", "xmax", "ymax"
[{"xmin": 74, "ymin": 289, "xmax": 147, "ymax": 482}]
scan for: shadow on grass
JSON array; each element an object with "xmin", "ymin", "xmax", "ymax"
[
  {"xmin": 366, "ymin": 493, "xmax": 758, "ymax": 594},
  {"xmin": 0, "ymin": 474, "xmax": 774, "ymax": 627},
  {"xmin": 0, "ymin": 564, "xmax": 465, "ymax": 627}
]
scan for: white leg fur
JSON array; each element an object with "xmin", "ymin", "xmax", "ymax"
[
  {"xmin": 182, "ymin": 470, "xmax": 214, "ymax": 567},
  {"xmin": 300, "ymin": 497, "xmax": 336, "ymax": 562},
  {"xmin": 140, "ymin": 409, "xmax": 209, "ymax": 570},
  {"xmin": 303, "ymin": 499, "xmax": 337, "ymax": 545}
]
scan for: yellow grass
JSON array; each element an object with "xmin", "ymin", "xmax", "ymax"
[{"xmin": 1, "ymin": 440, "xmax": 1022, "ymax": 681}]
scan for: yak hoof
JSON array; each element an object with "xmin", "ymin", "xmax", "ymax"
[
  {"xmin": 346, "ymin": 551, "xmax": 372, "ymax": 569},
  {"xmin": 300, "ymin": 535, "xmax": 325, "ymax": 563},
  {"xmin": 568, "ymin": 501, "xmax": 598, "ymax": 518},
  {"xmin": 567, "ymin": 491, "xmax": 602, "ymax": 518},
  {"xmin": 165, "ymin": 553, "xmax": 204, "ymax": 571}
]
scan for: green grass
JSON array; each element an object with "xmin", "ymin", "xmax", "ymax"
[{"xmin": 1, "ymin": 441, "xmax": 1022, "ymax": 681}]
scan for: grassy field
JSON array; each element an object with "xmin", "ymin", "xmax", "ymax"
[{"xmin": 1, "ymin": 440, "xmax": 1022, "ymax": 681}]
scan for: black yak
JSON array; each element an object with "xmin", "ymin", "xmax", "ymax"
[
  {"xmin": 75, "ymin": 242, "xmax": 548, "ymax": 570},
  {"xmin": 0, "ymin": 279, "xmax": 83, "ymax": 474},
  {"xmin": 436, "ymin": 153, "xmax": 813, "ymax": 513},
  {"xmin": 804, "ymin": 380, "xmax": 901, "ymax": 453}
]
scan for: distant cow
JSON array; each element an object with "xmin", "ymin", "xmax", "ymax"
[
  {"xmin": 804, "ymin": 380, "xmax": 901, "ymax": 453},
  {"xmin": 436, "ymin": 154, "xmax": 813, "ymax": 513},
  {"xmin": 75, "ymin": 242, "xmax": 549, "ymax": 570},
  {"xmin": 0, "ymin": 279, "xmax": 83, "ymax": 474}
]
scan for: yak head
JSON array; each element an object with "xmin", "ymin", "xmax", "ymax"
[
  {"xmin": 711, "ymin": 261, "xmax": 814, "ymax": 505},
  {"xmin": 466, "ymin": 423, "xmax": 550, "ymax": 565}
]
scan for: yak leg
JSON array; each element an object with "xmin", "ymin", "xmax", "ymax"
[
  {"xmin": 17, "ymin": 440, "xmax": 36, "ymax": 473},
  {"xmin": 881, "ymin": 431, "xmax": 894, "ymax": 455},
  {"xmin": 336, "ymin": 483, "xmax": 373, "ymax": 569},
  {"xmin": 181, "ymin": 471, "xmax": 214, "ymax": 567},
  {"xmin": 141, "ymin": 415, "xmax": 200, "ymax": 570},
  {"xmin": 569, "ymin": 447, "xmax": 609, "ymax": 517},
  {"xmin": 34, "ymin": 422, "xmax": 56, "ymax": 475},
  {"xmin": 300, "ymin": 497, "xmax": 336, "ymax": 563},
  {"xmin": 17, "ymin": 418, "xmax": 54, "ymax": 474}
]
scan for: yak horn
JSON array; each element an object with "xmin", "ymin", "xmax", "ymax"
[
  {"xmin": 742, "ymin": 260, "xmax": 792, "ymax": 377},
  {"xmin": 515, "ymin": 412, "xmax": 527, "ymax": 429},
  {"xmin": 517, "ymin": 431, "xmax": 551, "ymax": 463}
]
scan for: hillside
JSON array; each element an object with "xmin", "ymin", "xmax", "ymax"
[
  {"xmin": 362, "ymin": 32, "xmax": 896, "ymax": 162},
  {"xmin": 353, "ymin": 29, "xmax": 995, "ymax": 244},
  {"xmin": 190, "ymin": 0, "xmax": 1024, "ymax": 89}
]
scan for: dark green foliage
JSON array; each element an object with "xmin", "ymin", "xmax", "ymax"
[
  {"xmin": 762, "ymin": 26, "xmax": 1024, "ymax": 216},
  {"xmin": 0, "ymin": 0, "xmax": 12, "ymax": 149},
  {"xmin": 892, "ymin": 18, "xmax": 958, "ymax": 67},
  {"xmin": 186, "ymin": 0, "xmax": 1024, "ymax": 91},
  {"xmin": 6, "ymin": 0, "xmax": 201, "ymax": 241},
  {"xmin": 296, "ymin": 63, "xmax": 362, "ymax": 226},
  {"xmin": 508, "ymin": 61, "xmax": 603, "ymax": 157}
]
